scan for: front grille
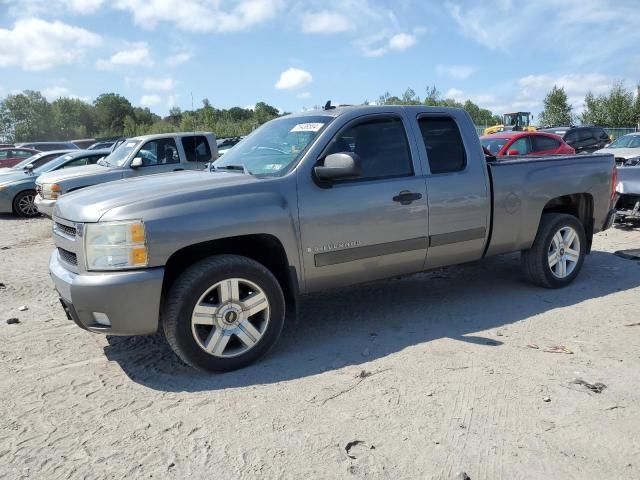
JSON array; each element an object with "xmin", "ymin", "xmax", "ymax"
[
  {"xmin": 58, "ymin": 248, "xmax": 78, "ymax": 266},
  {"xmin": 54, "ymin": 222, "xmax": 76, "ymax": 238}
]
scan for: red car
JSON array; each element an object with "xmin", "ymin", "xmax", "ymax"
[
  {"xmin": 0, "ymin": 147, "xmax": 40, "ymax": 168},
  {"xmin": 480, "ymin": 132, "xmax": 575, "ymax": 157}
]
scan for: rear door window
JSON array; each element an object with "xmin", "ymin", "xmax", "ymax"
[
  {"xmin": 418, "ymin": 117, "xmax": 466, "ymax": 173},
  {"xmin": 182, "ymin": 136, "xmax": 212, "ymax": 163},
  {"xmin": 532, "ymin": 135, "xmax": 560, "ymax": 152},
  {"xmin": 564, "ymin": 131, "xmax": 578, "ymax": 144}
]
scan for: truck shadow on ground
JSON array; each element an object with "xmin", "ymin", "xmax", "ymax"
[{"xmin": 104, "ymin": 250, "xmax": 639, "ymax": 392}]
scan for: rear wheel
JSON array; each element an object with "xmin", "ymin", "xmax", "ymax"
[
  {"xmin": 13, "ymin": 190, "xmax": 39, "ymax": 217},
  {"xmin": 521, "ymin": 213, "xmax": 586, "ymax": 288},
  {"xmin": 163, "ymin": 255, "xmax": 285, "ymax": 372}
]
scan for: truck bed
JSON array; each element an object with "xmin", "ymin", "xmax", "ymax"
[{"xmin": 485, "ymin": 153, "xmax": 615, "ymax": 257}]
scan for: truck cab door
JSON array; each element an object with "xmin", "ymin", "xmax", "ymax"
[
  {"xmin": 126, "ymin": 137, "xmax": 184, "ymax": 178},
  {"xmin": 297, "ymin": 114, "xmax": 429, "ymax": 292},
  {"xmin": 413, "ymin": 114, "xmax": 491, "ymax": 269}
]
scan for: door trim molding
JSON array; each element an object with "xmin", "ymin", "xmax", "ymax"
[
  {"xmin": 429, "ymin": 227, "xmax": 486, "ymax": 247},
  {"xmin": 314, "ymin": 237, "xmax": 428, "ymax": 267}
]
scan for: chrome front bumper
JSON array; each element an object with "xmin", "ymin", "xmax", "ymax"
[{"xmin": 34, "ymin": 194, "xmax": 55, "ymax": 218}]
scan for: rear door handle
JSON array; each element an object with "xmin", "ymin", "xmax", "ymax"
[{"xmin": 393, "ymin": 190, "xmax": 423, "ymax": 205}]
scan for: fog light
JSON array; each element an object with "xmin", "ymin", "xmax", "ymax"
[{"xmin": 92, "ymin": 312, "xmax": 111, "ymax": 327}]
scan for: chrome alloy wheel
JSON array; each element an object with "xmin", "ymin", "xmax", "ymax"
[
  {"xmin": 190, "ymin": 278, "xmax": 270, "ymax": 358},
  {"xmin": 548, "ymin": 226, "xmax": 580, "ymax": 278},
  {"xmin": 17, "ymin": 193, "xmax": 38, "ymax": 216}
]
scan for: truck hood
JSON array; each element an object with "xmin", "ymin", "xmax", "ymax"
[
  {"xmin": 37, "ymin": 164, "xmax": 113, "ymax": 184},
  {"xmin": 595, "ymin": 147, "xmax": 640, "ymax": 159},
  {"xmin": 617, "ymin": 166, "xmax": 640, "ymax": 195},
  {"xmin": 54, "ymin": 170, "xmax": 258, "ymax": 222}
]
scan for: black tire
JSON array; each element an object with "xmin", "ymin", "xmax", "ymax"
[
  {"xmin": 13, "ymin": 190, "xmax": 39, "ymax": 218},
  {"xmin": 521, "ymin": 213, "xmax": 586, "ymax": 288},
  {"xmin": 163, "ymin": 254, "xmax": 285, "ymax": 372}
]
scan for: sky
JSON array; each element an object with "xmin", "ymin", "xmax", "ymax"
[{"xmin": 0, "ymin": 0, "xmax": 639, "ymax": 120}]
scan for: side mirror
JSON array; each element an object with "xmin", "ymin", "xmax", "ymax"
[
  {"xmin": 604, "ymin": 143, "xmax": 610, "ymax": 148},
  {"xmin": 131, "ymin": 157, "xmax": 143, "ymax": 168},
  {"xmin": 507, "ymin": 149, "xmax": 520, "ymax": 156},
  {"xmin": 314, "ymin": 152, "xmax": 362, "ymax": 183},
  {"xmin": 24, "ymin": 164, "xmax": 34, "ymax": 172}
]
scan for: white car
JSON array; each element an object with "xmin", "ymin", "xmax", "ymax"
[{"xmin": 595, "ymin": 132, "xmax": 640, "ymax": 166}]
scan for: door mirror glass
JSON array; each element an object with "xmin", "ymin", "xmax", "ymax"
[
  {"xmin": 314, "ymin": 152, "xmax": 362, "ymax": 182},
  {"xmin": 131, "ymin": 157, "xmax": 143, "ymax": 168},
  {"xmin": 507, "ymin": 149, "xmax": 520, "ymax": 156},
  {"xmin": 24, "ymin": 163, "xmax": 34, "ymax": 171}
]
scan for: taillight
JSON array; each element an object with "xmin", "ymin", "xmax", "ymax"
[{"xmin": 611, "ymin": 166, "xmax": 618, "ymax": 204}]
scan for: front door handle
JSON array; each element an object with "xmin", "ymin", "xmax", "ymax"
[
  {"xmin": 173, "ymin": 168, "xmax": 184, "ymax": 171},
  {"xmin": 393, "ymin": 190, "xmax": 423, "ymax": 205}
]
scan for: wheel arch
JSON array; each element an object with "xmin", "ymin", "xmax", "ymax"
[
  {"xmin": 540, "ymin": 193, "xmax": 594, "ymax": 252},
  {"xmin": 162, "ymin": 234, "xmax": 299, "ymax": 315}
]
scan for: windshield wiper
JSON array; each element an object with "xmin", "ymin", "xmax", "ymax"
[{"xmin": 214, "ymin": 164, "xmax": 253, "ymax": 175}]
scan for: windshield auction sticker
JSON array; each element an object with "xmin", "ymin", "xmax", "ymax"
[{"xmin": 290, "ymin": 123, "xmax": 324, "ymax": 132}]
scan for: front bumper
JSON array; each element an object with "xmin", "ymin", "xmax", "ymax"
[
  {"xmin": 35, "ymin": 194, "xmax": 56, "ymax": 218},
  {"xmin": 49, "ymin": 249, "xmax": 165, "ymax": 335}
]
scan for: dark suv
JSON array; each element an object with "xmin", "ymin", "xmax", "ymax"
[{"xmin": 538, "ymin": 126, "xmax": 610, "ymax": 154}]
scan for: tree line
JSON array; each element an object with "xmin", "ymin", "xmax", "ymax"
[
  {"xmin": 0, "ymin": 91, "xmax": 281, "ymax": 143},
  {"xmin": 1, "ymin": 82, "xmax": 638, "ymax": 143},
  {"xmin": 538, "ymin": 82, "xmax": 640, "ymax": 128}
]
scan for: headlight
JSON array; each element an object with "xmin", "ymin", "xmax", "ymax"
[
  {"xmin": 624, "ymin": 156, "xmax": 640, "ymax": 167},
  {"xmin": 84, "ymin": 220, "xmax": 148, "ymax": 271},
  {"xmin": 41, "ymin": 183, "xmax": 61, "ymax": 199}
]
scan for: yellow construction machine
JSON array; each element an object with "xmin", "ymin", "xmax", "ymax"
[{"xmin": 483, "ymin": 112, "xmax": 536, "ymax": 135}]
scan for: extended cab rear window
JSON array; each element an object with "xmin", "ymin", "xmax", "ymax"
[
  {"xmin": 418, "ymin": 117, "xmax": 466, "ymax": 174},
  {"xmin": 182, "ymin": 136, "xmax": 212, "ymax": 163}
]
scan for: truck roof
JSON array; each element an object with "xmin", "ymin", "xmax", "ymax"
[
  {"xmin": 284, "ymin": 104, "xmax": 468, "ymax": 118},
  {"xmin": 128, "ymin": 132, "xmax": 215, "ymax": 142}
]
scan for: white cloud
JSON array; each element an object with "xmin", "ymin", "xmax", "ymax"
[
  {"xmin": 275, "ymin": 68, "xmax": 312, "ymax": 90},
  {"xmin": 436, "ymin": 64, "xmax": 476, "ymax": 80},
  {"xmin": 165, "ymin": 52, "xmax": 192, "ymax": 66},
  {"xmin": 142, "ymin": 77, "xmax": 175, "ymax": 92},
  {"xmin": 0, "ymin": 18, "xmax": 101, "ymax": 71},
  {"xmin": 388, "ymin": 33, "xmax": 416, "ymax": 51},
  {"xmin": 113, "ymin": 0, "xmax": 282, "ymax": 33},
  {"xmin": 360, "ymin": 31, "xmax": 417, "ymax": 57},
  {"xmin": 296, "ymin": 91, "xmax": 312, "ymax": 99},
  {"xmin": 67, "ymin": 0, "xmax": 104, "ymax": 13},
  {"xmin": 96, "ymin": 42, "xmax": 152, "ymax": 70},
  {"xmin": 445, "ymin": 88, "xmax": 465, "ymax": 102},
  {"xmin": 140, "ymin": 94, "xmax": 162, "ymax": 107},
  {"xmin": 41, "ymin": 85, "xmax": 91, "ymax": 102},
  {"xmin": 301, "ymin": 10, "xmax": 353, "ymax": 34}
]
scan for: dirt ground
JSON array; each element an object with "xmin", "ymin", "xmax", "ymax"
[{"xmin": 0, "ymin": 215, "xmax": 639, "ymax": 480}]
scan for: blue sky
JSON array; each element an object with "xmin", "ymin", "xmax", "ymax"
[{"xmin": 0, "ymin": 0, "xmax": 638, "ymax": 120}]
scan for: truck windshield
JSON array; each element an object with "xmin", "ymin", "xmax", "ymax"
[
  {"xmin": 214, "ymin": 115, "xmax": 332, "ymax": 176},
  {"xmin": 608, "ymin": 135, "xmax": 640, "ymax": 149},
  {"xmin": 100, "ymin": 140, "xmax": 141, "ymax": 167}
]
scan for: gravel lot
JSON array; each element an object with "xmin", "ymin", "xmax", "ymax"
[{"xmin": 1, "ymin": 215, "xmax": 639, "ymax": 480}]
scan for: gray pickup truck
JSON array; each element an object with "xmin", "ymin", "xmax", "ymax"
[
  {"xmin": 48, "ymin": 106, "xmax": 617, "ymax": 372},
  {"xmin": 35, "ymin": 132, "xmax": 217, "ymax": 217}
]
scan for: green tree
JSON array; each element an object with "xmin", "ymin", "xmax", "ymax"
[
  {"xmin": 539, "ymin": 86, "xmax": 573, "ymax": 127},
  {"xmin": 580, "ymin": 91, "xmax": 608, "ymax": 125},
  {"xmin": 51, "ymin": 97, "xmax": 97, "ymax": 139},
  {"xmin": 0, "ymin": 90, "xmax": 54, "ymax": 142},
  {"xmin": 93, "ymin": 93, "xmax": 134, "ymax": 135},
  {"xmin": 605, "ymin": 82, "xmax": 634, "ymax": 127}
]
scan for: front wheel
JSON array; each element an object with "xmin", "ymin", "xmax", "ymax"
[
  {"xmin": 521, "ymin": 213, "xmax": 586, "ymax": 288},
  {"xmin": 13, "ymin": 190, "xmax": 39, "ymax": 217},
  {"xmin": 163, "ymin": 255, "xmax": 285, "ymax": 372}
]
